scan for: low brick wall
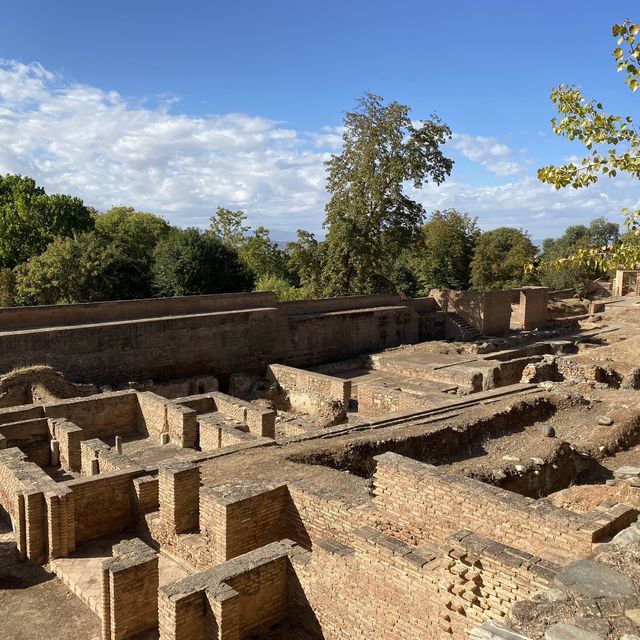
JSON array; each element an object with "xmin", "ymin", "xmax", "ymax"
[
  {"xmin": 158, "ymin": 540, "xmax": 300, "ymax": 640},
  {"xmin": 44, "ymin": 391, "xmax": 139, "ymax": 440},
  {"xmin": 372, "ymin": 452, "xmax": 602, "ymax": 563},
  {"xmin": 267, "ymin": 364, "xmax": 350, "ymax": 415},
  {"xmin": 137, "ymin": 392, "xmax": 198, "ymax": 448},
  {"xmin": 200, "ymin": 483, "xmax": 290, "ymax": 564},
  {"xmin": 65, "ymin": 469, "xmax": 145, "ymax": 543},
  {"xmin": 102, "ymin": 538, "xmax": 159, "ymax": 640}
]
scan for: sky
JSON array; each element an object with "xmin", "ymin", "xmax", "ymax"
[{"xmin": 1, "ymin": 0, "xmax": 640, "ymax": 243}]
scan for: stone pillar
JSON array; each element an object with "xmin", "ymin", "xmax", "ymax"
[
  {"xmin": 519, "ymin": 287, "xmax": 549, "ymax": 331},
  {"xmin": 115, "ymin": 435, "xmax": 122, "ymax": 454},
  {"xmin": 159, "ymin": 462, "xmax": 200, "ymax": 534},
  {"xmin": 102, "ymin": 538, "xmax": 159, "ymax": 640},
  {"xmin": 50, "ymin": 439, "xmax": 60, "ymax": 466}
]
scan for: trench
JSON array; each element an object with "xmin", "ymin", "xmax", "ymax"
[{"xmin": 287, "ymin": 396, "xmax": 625, "ymax": 499}]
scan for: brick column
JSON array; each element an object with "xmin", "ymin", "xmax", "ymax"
[
  {"xmin": 102, "ymin": 538, "xmax": 159, "ymax": 640},
  {"xmin": 45, "ymin": 487, "xmax": 75, "ymax": 560},
  {"xmin": 159, "ymin": 462, "xmax": 200, "ymax": 534}
]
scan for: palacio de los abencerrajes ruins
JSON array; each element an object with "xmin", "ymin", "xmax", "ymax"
[{"xmin": 4, "ymin": 282, "xmax": 640, "ymax": 640}]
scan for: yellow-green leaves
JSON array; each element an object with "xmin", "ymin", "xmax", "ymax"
[{"xmin": 538, "ymin": 20, "xmax": 640, "ymax": 273}]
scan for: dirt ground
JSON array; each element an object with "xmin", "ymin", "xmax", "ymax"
[{"xmin": 0, "ymin": 517, "xmax": 100, "ymax": 640}]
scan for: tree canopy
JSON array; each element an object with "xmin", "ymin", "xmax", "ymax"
[
  {"xmin": 0, "ymin": 174, "xmax": 93, "ymax": 268},
  {"xmin": 322, "ymin": 93, "xmax": 453, "ymax": 296},
  {"xmin": 471, "ymin": 227, "xmax": 538, "ymax": 291},
  {"xmin": 537, "ymin": 19, "xmax": 640, "ymax": 272},
  {"xmin": 409, "ymin": 209, "xmax": 479, "ymax": 295},
  {"xmin": 152, "ymin": 228, "xmax": 253, "ymax": 297}
]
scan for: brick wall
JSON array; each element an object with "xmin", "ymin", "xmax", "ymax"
[
  {"xmin": 372, "ymin": 452, "xmax": 596, "ymax": 563},
  {"xmin": 519, "ymin": 287, "xmax": 549, "ymax": 331},
  {"xmin": 200, "ymin": 483, "xmax": 289, "ymax": 564},
  {"xmin": 0, "ymin": 293, "xmax": 435, "ymax": 384},
  {"xmin": 441, "ymin": 530, "xmax": 559, "ymax": 637},
  {"xmin": 159, "ymin": 462, "xmax": 200, "ymax": 535},
  {"xmin": 65, "ymin": 469, "xmax": 144, "ymax": 543},
  {"xmin": 102, "ymin": 538, "xmax": 159, "ymax": 640},
  {"xmin": 133, "ymin": 475, "xmax": 159, "ymax": 515},
  {"xmin": 289, "ymin": 531, "xmax": 442, "ymax": 639},
  {"xmin": 0, "ymin": 447, "xmax": 65, "ymax": 562},
  {"xmin": 50, "ymin": 418, "xmax": 83, "ymax": 472},
  {"xmin": 158, "ymin": 540, "xmax": 298, "ymax": 640},
  {"xmin": 137, "ymin": 392, "xmax": 197, "ymax": 448},
  {"xmin": 44, "ymin": 391, "xmax": 139, "ymax": 440},
  {"xmin": 267, "ymin": 364, "xmax": 351, "ymax": 414}
]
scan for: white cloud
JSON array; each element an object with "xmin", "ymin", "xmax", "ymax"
[
  {"xmin": 1, "ymin": 59, "xmax": 639, "ymax": 242},
  {"xmin": 410, "ymin": 173, "xmax": 640, "ymax": 241},
  {"xmin": 0, "ymin": 59, "xmax": 330, "ymax": 233},
  {"xmin": 450, "ymin": 133, "xmax": 525, "ymax": 176}
]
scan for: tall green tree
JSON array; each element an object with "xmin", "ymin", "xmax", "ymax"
[
  {"xmin": 471, "ymin": 227, "xmax": 538, "ymax": 291},
  {"xmin": 209, "ymin": 207, "xmax": 290, "ymax": 281},
  {"xmin": 152, "ymin": 228, "xmax": 253, "ymax": 297},
  {"xmin": 238, "ymin": 227, "xmax": 290, "ymax": 281},
  {"xmin": 285, "ymin": 230, "xmax": 326, "ymax": 298},
  {"xmin": 537, "ymin": 19, "xmax": 640, "ymax": 271},
  {"xmin": 538, "ymin": 218, "xmax": 619, "ymax": 291},
  {"xmin": 209, "ymin": 207, "xmax": 250, "ymax": 248},
  {"xmin": 322, "ymin": 93, "xmax": 453, "ymax": 296},
  {"xmin": 410, "ymin": 209, "xmax": 479, "ymax": 295},
  {"xmin": 14, "ymin": 232, "xmax": 141, "ymax": 305},
  {"xmin": 94, "ymin": 207, "xmax": 172, "ymax": 298},
  {"xmin": 0, "ymin": 174, "xmax": 93, "ymax": 268}
]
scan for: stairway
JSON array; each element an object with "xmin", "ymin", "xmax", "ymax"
[{"xmin": 446, "ymin": 312, "xmax": 482, "ymax": 341}]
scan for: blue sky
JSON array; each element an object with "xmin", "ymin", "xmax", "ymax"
[{"xmin": 1, "ymin": 0, "xmax": 639, "ymax": 243}]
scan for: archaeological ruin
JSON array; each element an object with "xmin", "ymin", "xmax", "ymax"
[{"xmin": 2, "ymin": 283, "xmax": 640, "ymax": 640}]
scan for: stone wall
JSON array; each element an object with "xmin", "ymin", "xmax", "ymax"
[{"xmin": 0, "ymin": 293, "xmax": 426, "ymax": 383}]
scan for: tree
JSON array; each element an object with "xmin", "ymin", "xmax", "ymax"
[
  {"xmin": 238, "ymin": 227, "xmax": 290, "ymax": 281},
  {"xmin": 209, "ymin": 207, "xmax": 250, "ymax": 248},
  {"xmin": 470, "ymin": 228, "xmax": 538, "ymax": 291},
  {"xmin": 409, "ymin": 209, "xmax": 479, "ymax": 295},
  {"xmin": 94, "ymin": 207, "xmax": 172, "ymax": 298},
  {"xmin": 286, "ymin": 230, "xmax": 326, "ymax": 298},
  {"xmin": 537, "ymin": 20, "xmax": 640, "ymax": 271},
  {"xmin": 322, "ymin": 93, "xmax": 453, "ymax": 296},
  {"xmin": 95, "ymin": 207, "xmax": 171, "ymax": 254},
  {"xmin": 0, "ymin": 174, "xmax": 93, "ymax": 268},
  {"xmin": 209, "ymin": 208, "xmax": 290, "ymax": 281},
  {"xmin": 152, "ymin": 228, "xmax": 253, "ymax": 297},
  {"xmin": 14, "ymin": 232, "xmax": 141, "ymax": 305},
  {"xmin": 538, "ymin": 218, "xmax": 620, "ymax": 291},
  {"xmin": 254, "ymin": 274, "xmax": 309, "ymax": 301}
]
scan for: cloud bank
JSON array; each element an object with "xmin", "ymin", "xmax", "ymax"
[{"xmin": 1, "ymin": 59, "xmax": 639, "ymax": 241}]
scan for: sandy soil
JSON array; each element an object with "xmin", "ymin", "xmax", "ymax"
[{"xmin": 0, "ymin": 518, "xmax": 100, "ymax": 640}]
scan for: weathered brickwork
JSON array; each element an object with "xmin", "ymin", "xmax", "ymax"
[
  {"xmin": 159, "ymin": 462, "xmax": 200, "ymax": 534},
  {"xmin": 372, "ymin": 452, "xmax": 620, "ymax": 563},
  {"xmin": 102, "ymin": 538, "xmax": 159, "ymax": 640},
  {"xmin": 200, "ymin": 483, "xmax": 290, "ymax": 564},
  {"xmin": 267, "ymin": 364, "xmax": 351, "ymax": 414}
]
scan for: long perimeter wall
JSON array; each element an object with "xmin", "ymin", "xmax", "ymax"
[{"xmin": 0, "ymin": 293, "xmax": 433, "ymax": 383}]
